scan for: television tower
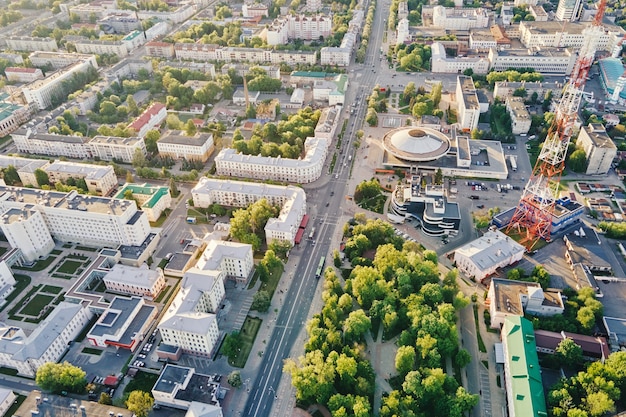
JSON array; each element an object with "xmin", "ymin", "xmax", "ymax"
[{"xmin": 506, "ymin": 0, "xmax": 607, "ymax": 249}]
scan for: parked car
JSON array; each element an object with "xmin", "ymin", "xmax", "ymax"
[{"xmin": 469, "ymin": 195, "xmax": 480, "ymax": 200}]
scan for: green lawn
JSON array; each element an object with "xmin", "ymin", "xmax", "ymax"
[
  {"xmin": 75, "ymin": 246, "xmax": 97, "ymax": 252},
  {"xmin": 0, "ymin": 274, "xmax": 31, "ymax": 313},
  {"xmin": 473, "ymin": 304, "xmax": 487, "ymax": 353},
  {"xmin": 228, "ymin": 316, "xmax": 262, "ymax": 368},
  {"xmin": 123, "ymin": 371, "xmax": 159, "ymax": 395},
  {"xmin": 20, "ymin": 294, "xmax": 54, "ymax": 316},
  {"xmin": 41, "ymin": 285, "xmax": 63, "ymax": 294},
  {"xmin": 56, "ymin": 260, "xmax": 83, "ymax": 274},
  {"xmin": 14, "ymin": 255, "xmax": 57, "ymax": 272},
  {"xmin": 3, "ymin": 394, "xmax": 25, "ymax": 416},
  {"xmin": 9, "ymin": 284, "xmax": 41, "ymax": 316},
  {"xmin": 82, "ymin": 347, "xmax": 103, "ymax": 356},
  {"xmin": 154, "ymin": 285, "xmax": 171, "ymax": 303},
  {"xmin": 259, "ymin": 263, "xmax": 284, "ymax": 299},
  {"xmin": 0, "ymin": 247, "xmax": 7, "ymax": 257}
]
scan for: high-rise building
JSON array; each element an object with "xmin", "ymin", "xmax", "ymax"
[{"xmin": 556, "ymin": 0, "xmax": 583, "ymax": 21}]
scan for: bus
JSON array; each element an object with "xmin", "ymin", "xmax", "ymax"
[
  {"xmin": 315, "ymin": 256, "xmax": 326, "ymax": 279},
  {"xmin": 308, "ymin": 227, "xmax": 316, "ymax": 240}
]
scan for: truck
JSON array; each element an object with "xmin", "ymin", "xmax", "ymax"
[{"xmin": 509, "ymin": 155, "xmax": 517, "ymax": 171}]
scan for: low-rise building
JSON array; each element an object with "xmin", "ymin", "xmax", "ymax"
[
  {"xmin": 494, "ymin": 81, "xmax": 565, "ymax": 100},
  {"xmin": 575, "ymin": 123, "xmax": 616, "ymax": 175},
  {"xmin": 114, "ymin": 183, "xmax": 171, "ymax": 222},
  {"xmin": 157, "ymin": 131, "xmax": 214, "ymax": 162},
  {"xmin": 29, "ymin": 51, "xmax": 98, "ymax": 70},
  {"xmin": 173, "ymin": 44, "xmax": 317, "ymax": 65},
  {"xmin": 88, "ymin": 135, "xmax": 147, "ymax": 163},
  {"xmin": 6, "ymin": 36, "xmax": 58, "ymax": 52},
  {"xmin": 4, "ymin": 67, "xmax": 44, "ymax": 83},
  {"xmin": 103, "ymin": 263, "xmax": 167, "ymax": 300},
  {"xmin": 313, "ymin": 74, "xmax": 348, "ymax": 105},
  {"xmin": 86, "ymin": 296, "xmax": 157, "ymax": 350},
  {"xmin": 232, "ymin": 89, "xmax": 260, "ymax": 106},
  {"xmin": 11, "ymin": 128, "xmax": 92, "ymax": 159},
  {"xmin": 487, "ymin": 278, "xmax": 564, "ymax": 329},
  {"xmin": 564, "ymin": 225, "xmax": 611, "ymax": 273},
  {"xmin": 73, "ymin": 39, "xmax": 130, "ymax": 57},
  {"xmin": 128, "ymin": 102, "xmax": 167, "ymax": 138},
  {"xmin": 44, "ymin": 161, "xmax": 117, "ymax": 195},
  {"xmin": 488, "ymin": 47, "xmax": 577, "ymax": 75},
  {"xmin": 152, "ymin": 365, "xmax": 225, "ymax": 411},
  {"xmin": 0, "ymin": 96, "xmax": 30, "ymax": 138},
  {"xmin": 534, "ymin": 329, "xmax": 610, "ymax": 361},
  {"xmin": 98, "ymin": 12, "xmax": 141, "ymax": 33},
  {"xmin": 454, "ymin": 229, "xmax": 526, "ymax": 281},
  {"xmin": 431, "ymin": 42, "xmax": 490, "ymax": 75},
  {"xmin": 529, "ymin": 4, "xmax": 548, "ymax": 21},
  {"xmin": 430, "ymin": 6, "xmax": 490, "ymax": 30},
  {"xmin": 505, "ymin": 97, "xmax": 531, "ymax": 135},
  {"xmin": 0, "ymin": 155, "xmax": 49, "ymax": 187},
  {"xmin": 145, "ymin": 41, "xmax": 176, "ymax": 58}
]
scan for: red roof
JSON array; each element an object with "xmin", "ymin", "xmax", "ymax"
[
  {"xmin": 103, "ymin": 375, "xmax": 119, "ymax": 386},
  {"xmin": 146, "ymin": 41, "xmax": 173, "ymax": 48},
  {"xmin": 128, "ymin": 103, "xmax": 166, "ymax": 131}
]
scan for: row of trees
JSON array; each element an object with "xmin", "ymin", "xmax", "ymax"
[
  {"xmin": 395, "ymin": 43, "xmax": 431, "ymax": 71},
  {"xmin": 229, "ymin": 198, "xmax": 279, "ymax": 251},
  {"xmin": 355, "ymin": 1, "xmax": 376, "ymax": 63}
]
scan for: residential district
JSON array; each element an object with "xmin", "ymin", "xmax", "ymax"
[{"xmin": 0, "ymin": 0, "xmax": 624, "ymax": 415}]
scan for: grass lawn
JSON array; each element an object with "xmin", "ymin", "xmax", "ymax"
[
  {"xmin": 0, "ymin": 247, "xmax": 7, "ymax": 257},
  {"xmin": 154, "ymin": 285, "xmax": 171, "ymax": 303},
  {"xmin": 0, "ymin": 274, "xmax": 31, "ymax": 313},
  {"xmin": 41, "ymin": 285, "xmax": 63, "ymax": 294},
  {"xmin": 3, "ymin": 394, "xmax": 25, "ymax": 416},
  {"xmin": 51, "ymin": 249, "xmax": 63, "ymax": 255},
  {"xmin": 82, "ymin": 347, "xmax": 103, "ymax": 355},
  {"xmin": 504, "ymin": 228, "xmax": 548, "ymax": 251},
  {"xmin": 259, "ymin": 263, "xmax": 284, "ymax": 298},
  {"xmin": 9, "ymin": 284, "xmax": 41, "ymax": 316},
  {"xmin": 149, "ymin": 209, "xmax": 171, "ymax": 228},
  {"xmin": 20, "ymin": 294, "xmax": 54, "ymax": 316},
  {"xmin": 123, "ymin": 371, "xmax": 159, "ymax": 395},
  {"xmin": 75, "ymin": 246, "xmax": 97, "ymax": 252},
  {"xmin": 56, "ymin": 260, "xmax": 83, "ymax": 274},
  {"xmin": 14, "ymin": 255, "xmax": 57, "ymax": 272},
  {"xmin": 473, "ymin": 304, "xmax": 487, "ymax": 353},
  {"xmin": 228, "ymin": 316, "xmax": 262, "ymax": 368}
]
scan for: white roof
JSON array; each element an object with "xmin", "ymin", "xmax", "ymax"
[
  {"xmin": 455, "ymin": 229, "xmax": 525, "ymax": 270},
  {"xmin": 45, "ymin": 160, "xmax": 114, "ymax": 180},
  {"xmin": 195, "ymin": 240, "xmax": 251, "ymax": 272},
  {"xmin": 103, "ymin": 263, "xmax": 162, "ymax": 287},
  {"xmin": 185, "ymin": 401, "xmax": 222, "ymax": 417}
]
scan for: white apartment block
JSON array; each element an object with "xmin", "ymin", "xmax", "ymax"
[
  {"xmin": 29, "ymin": 52, "xmax": 98, "ymax": 70},
  {"xmin": 0, "ymin": 207, "xmax": 55, "ymax": 263},
  {"xmin": 98, "ymin": 13, "xmax": 141, "ymax": 33},
  {"xmin": 242, "ymin": 3, "xmax": 269, "ymax": 17},
  {"xmin": 11, "ymin": 129, "xmax": 91, "ymax": 159},
  {"xmin": 431, "ymin": 6, "xmax": 489, "ymax": 30},
  {"xmin": 0, "ymin": 302, "xmax": 92, "ymax": 377},
  {"xmin": 192, "ymin": 177, "xmax": 307, "ymax": 245},
  {"xmin": 197, "ymin": 240, "xmax": 254, "ymax": 284},
  {"xmin": 456, "ymin": 75, "xmax": 480, "ymax": 132},
  {"xmin": 109, "ymin": 59, "xmax": 152, "ymax": 81},
  {"xmin": 216, "ymin": 136, "xmax": 328, "ymax": 183},
  {"xmin": 69, "ymin": 1, "xmax": 117, "ymax": 22},
  {"xmin": 306, "ymin": 0, "xmax": 322, "ymax": 12},
  {"xmin": 221, "ymin": 64, "xmax": 280, "ymax": 80},
  {"xmin": 265, "ymin": 14, "xmax": 332, "ymax": 46},
  {"xmin": 556, "ymin": 0, "xmax": 583, "ymax": 21},
  {"xmin": 0, "ymin": 261, "xmax": 16, "ymax": 306},
  {"xmin": 469, "ymin": 31, "xmax": 497, "ymax": 50},
  {"xmin": 494, "ymin": 81, "xmax": 565, "ymax": 100},
  {"xmin": 22, "ymin": 60, "xmax": 97, "ymax": 110},
  {"xmin": 128, "ymin": 103, "xmax": 167, "ymax": 138},
  {"xmin": 4, "ymin": 68, "xmax": 43, "ymax": 83},
  {"xmin": 173, "ymin": 44, "xmax": 317, "ymax": 65},
  {"xmin": 488, "ymin": 47, "xmax": 577, "ymax": 75},
  {"xmin": 0, "ymin": 186, "xmax": 152, "ymax": 248},
  {"xmin": 115, "ymin": 183, "xmax": 172, "ymax": 223},
  {"xmin": 157, "ymin": 132, "xmax": 214, "ymax": 162},
  {"xmin": 88, "ymin": 136, "xmax": 147, "ymax": 163},
  {"xmin": 74, "ymin": 40, "xmax": 130, "ymax": 57},
  {"xmin": 396, "ymin": 18, "xmax": 410, "ymax": 45},
  {"xmin": 320, "ymin": 47, "xmax": 351, "ymax": 66},
  {"xmin": 122, "ymin": 30, "xmax": 147, "ymax": 51},
  {"xmin": 505, "ymin": 97, "xmax": 531, "ymax": 135},
  {"xmin": 0, "ymin": 156, "xmax": 49, "ymax": 187},
  {"xmin": 44, "ymin": 161, "xmax": 117, "ymax": 196},
  {"xmin": 145, "ymin": 41, "xmax": 176, "ymax": 58},
  {"xmin": 137, "ymin": 4, "xmax": 196, "ymax": 23},
  {"xmin": 431, "ymin": 42, "xmax": 490, "ymax": 75},
  {"xmin": 6, "ymin": 37, "xmax": 58, "ymax": 52},
  {"xmin": 314, "ymin": 105, "xmax": 341, "ymax": 140},
  {"xmin": 576, "ymin": 123, "xmax": 617, "ymax": 175},
  {"xmin": 514, "ymin": 0, "xmax": 537, "ymax": 6},
  {"xmin": 519, "ymin": 21, "xmax": 625, "ymax": 52},
  {"xmin": 0, "ymin": 101, "xmax": 30, "ymax": 139},
  {"xmin": 529, "ymin": 5, "xmax": 548, "ymax": 21},
  {"xmin": 0, "ymin": 389, "xmax": 16, "ymax": 417},
  {"xmin": 397, "ymin": 1, "xmax": 409, "ymax": 19},
  {"xmin": 103, "ymin": 264, "xmax": 166, "ymax": 300}
]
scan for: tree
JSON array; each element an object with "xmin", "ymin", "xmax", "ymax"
[
  {"xmin": 34, "ymin": 168, "xmax": 49, "ymax": 186},
  {"xmin": 395, "ymin": 345, "xmax": 416, "ymax": 376},
  {"xmin": 132, "ymin": 148, "xmax": 147, "ymax": 168},
  {"xmin": 125, "ymin": 171, "xmax": 134, "ymax": 184},
  {"xmin": 126, "ymin": 390, "xmax": 154, "ymax": 417},
  {"xmin": 251, "ymin": 290, "xmax": 271, "ymax": 312},
  {"xmin": 434, "ymin": 168, "xmax": 443, "ymax": 185},
  {"xmin": 221, "ymin": 331, "xmax": 242, "ymax": 358},
  {"xmin": 169, "ymin": 178, "xmax": 179, "ymax": 197},
  {"xmin": 184, "ymin": 119, "xmax": 197, "ymax": 136},
  {"xmin": 455, "ymin": 348, "xmax": 472, "ymax": 368},
  {"xmin": 144, "ymin": 129, "xmax": 160, "ymax": 153},
  {"xmin": 555, "ymin": 338, "xmax": 583, "ymax": 368},
  {"xmin": 343, "ymin": 309, "xmax": 371, "ymax": 343},
  {"xmin": 36, "ymin": 362, "xmax": 86, "ymax": 394},
  {"xmin": 228, "ymin": 371, "xmax": 243, "ymax": 388},
  {"xmin": 98, "ymin": 392, "xmax": 113, "ymax": 404},
  {"xmin": 2, "ymin": 165, "xmax": 20, "ymax": 185},
  {"xmin": 430, "ymin": 82, "xmax": 442, "ymax": 107},
  {"xmin": 567, "ymin": 149, "xmax": 588, "ymax": 173}
]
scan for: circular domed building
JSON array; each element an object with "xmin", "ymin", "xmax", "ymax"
[{"xmin": 382, "ymin": 127, "xmax": 451, "ymax": 162}]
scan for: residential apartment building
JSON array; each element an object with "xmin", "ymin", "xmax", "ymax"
[
  {"xmin": 145, "ymin": 41, "xmax": 176, "ymax": 58},
  {"xmin": 0, "ymin": 207, "xmax": 54, "ymax": 262},
  {"xmin": 529, "ymin": 4, "xmax": 548, "ymax": 21},
  {"xmin": 0, "ymin": 155, "xmax": 49, "ymax": 186},
  {"xmin": 197, "ymin": 240, "xmax": 254, "ymax": 284},
  {"xmin": 431, "ymin": 42, "xmax": 490, "ymax": 74},
  {"xmin": 98, "ymin": 13, "xmax": 141, "ymax": 33},
  {"xmin": 505, "ymin": 97, "xmax": 531, "ymax": 135},
  {"xmin": 73, "ymin": 39, "xmax": 130, "ymax": 57},
  {"xmin": 103, "ymin": 264, "xmax": 166, "ymax": 300},
  {"xmin": 242, "ymin": 3, "xmax": 269, "ymax": 17},
  {"xmin": 159, "ymin": 60, "xmax": 215, "ymax": 78},
  {"xmin": 0, "ymin": 98, "xmax": 30, "ymax": 138},
  {"xmin": 514, "ymin": 0, "xmax": 537, "ymax": 6},
  {"xmin": 456, "ymin": 75, "xmax": 480, "ymax": 132},
  {"xmin": 4, "ymin": 68, "xmax": 43, "ymax": 83},
  {"xmin": 501, "ymin": 316, "xmax": 547, "ymax": 417},
  {"xmin": 157, "ymin": 132, "xmax": 214, "ymax": 162},
  {"xmin": 22, "ymin": 60, "xmax": 97, "ymax": 110},
  {"xmin": 6, "ymin": 36, "xmax": 58, "ymax": 52},
  {"xmin": 192, "ymin": 177, "xmax": 307, "ymax": 245},
  {"xmin": 396, "ymin": 18, "xmax": 410, "ymax": 45},
  {"xmin": 137, "ymin": 4, "xmax": 195, "ymax": 23},
  {"xmin": 320, "ymin": 46, "xmax": 351, "ymax": 66},
  {"xmin": 431, "ymin": 6, "xmax": 489, "ymax": 30},
  {"xmin": 576, "ymin": 123, "xmax": 617, "ymax": 175},
  {"xmin": 173, "ymin": 44, "xmax": 317, "ymax": 65},
  {"xmin": 128, "ymin": 103, "xmax": 167, "ymax": 138},
  {"xmin": 109, "ymin": 59, "xmax": 152, "ymax": 80},
  {"xmin": 44, "ymin": 161, "xmax": 117, "ymax": 195},
  {"xmin": 313, "ymin": 105, "xmax": 341, "ymax": 140},
  {"xmin": 0, "ymin": 302, "xmax": 92, "ymax": 377},
  {"xmin": 11, "ymin": 128, "xmax": 92, "ymax": 159},
  {"xmin": 265, "ymin": 14, "xmax": 332, "ymax": 46},
  {"xmin": 519, "ymin": 21, "xmax": 625, "ymax": 52},
  {"xmin": 114, "ymin": 183, "xmax": 171, "ymax": 222},
  {"xmin": 29, "ymin": 52, "xmax": 98, "ymax": 70},
  {"xmin": 88, "ymin": 135, "xmax": 147, "ymax": 163},
  {"xmin": 493, "ymin": 81, "xmax": 565, "ymax": 100},
  {"xmin": 0, "ymin": 186, "xmax": 152, "ymax": 248},
  {"xmin": 221, "ymin": 64, "xmax": 281, "ymax": 80},
  {"xmin": 488, "ymin": 47, "xmax": 577, "ymax": 75},
  {"xmin": 556, "ymin": 0, "xmax": 583, "ymax": 21}
]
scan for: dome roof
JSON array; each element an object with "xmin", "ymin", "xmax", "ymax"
[{"xmin": 383, "ymin": 127, "xmax": 451, "ymax": 162}]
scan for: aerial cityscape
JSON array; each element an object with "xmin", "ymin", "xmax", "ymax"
[{"xmin": 0, "ymin": 0, "xmax": 624, "ymax": 414}]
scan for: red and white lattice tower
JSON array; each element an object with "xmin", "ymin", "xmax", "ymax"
[{"xmin": 506, "ymin": 0, "xmax": 607, "ymax": 250}]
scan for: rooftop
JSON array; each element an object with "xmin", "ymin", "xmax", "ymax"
[
  {"xmin": 581, "ymin": 123, "xmax": 616, "ymax": 149},
  {"xmin": 89, "ymin": 297, "xmax": 155, "ymax": 347},
  {"xmin": 103, "ymin": 263, "xmax": 163, "ymax": 287},
  {"xmin": 46, "ymin": 161, "xmax": 114, "ymax": 180},
  {"xmin": 382, "ymin": 127, "xmax": 451, "ymax": 162},
  {"xmin": 158, "ymin": 131, "xmax": 214, "ymax": 146},
  {"xmin": 490, "ymin": 277, "xmax": 564, "ymax": 315},
  {"xmin": 455, "ymin": 229, "xmax": 526, "ymax": 272}
]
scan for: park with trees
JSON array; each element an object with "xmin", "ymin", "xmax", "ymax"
[{"xmin": 285, "ymin": 217, "xmax": 477, "ymax": 416}]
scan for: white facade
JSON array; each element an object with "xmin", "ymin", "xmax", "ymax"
[
  {"xmin": 4, "ymin": 68, "xmax": 44, "ymax": 83},
  {"xmin": 0, "ymin": 389, "xmax": 16, "ymax": 417},
  {"xmin": 192, "ymin": 178, "xmax": 307, "ymax": 245},
  {"xmin": 456, "ymin": 75, "xmax": 481, "ymax": 132},
  {"xmin": 396, "ymin": 18, "xmax": 410, "ymax": 45},
  {"xmin": 174, "ymin": 44, "xmax": 317, "ymax": 65},
  {"xmin": 320, "ymin": 47, "xmax": 351, "ymax": 66},
  {"xmin": 494, "ymin": 81, "xmax": 565, "ymax": 100},
  {"xmin": 454, "ymin": 229, "xmax": 526, "ymax": 281},
  {"xmin": 74, "ymin": 40, "xmax": 130, "ymax": 57},
  {"xmin": 242, "ymin": 3, "xmax": 269, "ymax": 17},
  {"xmin": 0, "ymin": 261, "xmax": 16, "ymax": 307},
  {"xmin": 137, "ymin": 4, "xmax": 196, "ymax": 23},
  {"xmin": 505, "ymin": 97, "xmax": 531, "ymax": 135},
  {"xmin": 431, "ymin": 42, "xmax": 490, "ymax": 75},
  {"xmin": 6, "ymin": 36, "xmax": 58, "ymax": 52},
  {"xmin": 157, "ymin": 132, "xmax": 215, "ymax": 162},
  {"xmin": 0, "ymin": 208, "xmax": 55, "ymax": 263},
  {"xmin": 0, "ymin": 302, "xmax": 92, "ymax": 377},
  {"xmin": 88, "ymin": 136, "xmax": 147, "ymax": 163},
  {"xmin": 488, "ymin": 47, "xmax": 577, "ymax": 75},
  {"xmin": 576, "ymin": 123, "xmax": 617, "ymax": 175},
  {"xmin": 11, "ymin": 129, "xmax": 91, "ymax": 159},
  {"xmin": 556, "ymin": 0, "xmax": 583, "ymax": 21},
  {"xmin": 128, "ymin": 103, "xmax": 168, "ymax": 138},
  {"xmin": 44, "ymin": 161, "xmax": 117, "ymax": 196},
  {"xmin": 431, "ymin": 6, "xmax": 489, "ymax": 30},
  {"xmin": 115, "ymin": 183, "xmax": 172, "ymax": 222},
  {"xmin": 103, "ymin": 264, "xmax": 167, "ymax": 300},
  {"xmin": 265, "ymin": 14, "xmax": 332, "ymax": 46},
  {"xmin": 519, "ymin": 21, "xmax": 625, "ymax": 53},
  {"xmin": 196, "ymin": 240, "xmax": 254, "ymax": 283}
]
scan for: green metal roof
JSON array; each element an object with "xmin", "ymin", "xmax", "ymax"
[
  {"xmin": 503, "ymin": 316, "xmax": 547, "ymax": 417},
  {"xmin": 115, "ymin": 183, "xmax": 169, "ymax": 209},
  {"xmin": 333, "ymin": 74, "xmax": 348, "ymax": 94},
  {"xmin": 290, "ymin": 71, "xmax": 326, "ymax": 78}
]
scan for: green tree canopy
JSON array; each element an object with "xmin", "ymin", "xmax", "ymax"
[
  {"xmin": 36, "ymin": 362, "xmax": 86, "ymax": 394},
  {"xmin": 126, "ymin": 390, "xmax": 154, "ymax": 417}
]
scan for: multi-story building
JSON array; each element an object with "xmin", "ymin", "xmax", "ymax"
[
  {"xmin": 529, "ymin": 4, "xmax": 548, "ymax": 21},
  {"xmin": 469, "ymin": 31, "xmax": 497, "ymax": 50},
  {"xmin": 68, "ymin": 0, "xmax": 117, "ymax": 22},
  {"xmin": 576, "ymin": 123, "xmax": 617, "ymax": 175},
  {"xmin": 159, "ymin": 60, "xmax": 215, "ymax": 78},
  {"xmin": 314, "ymin": 105, "xmax": 341, "ymax": 140},
  {"xmin": 242, "ymin": 3, "xmax": 269, "ymax": 17},
  {"xmin": 320, "ymin": 46, "xmax": 351, "ymax": 67},
  {"xmin": 0, "ymin": 302, "xmax": 92, "ymax": 377},
  {"xmin": 514, "ymin": 0, "xmax": 537, "ymax": 6},
  {"xmin": 192, "ymin": 177, "xmax": 307, "ymax": 245},
  {"xmin": 505, "ymin": 97, "xmax": 531, "ymax": 135},
  {"xmin": 396, "ymin": 18, "xmax": 410, "ymax": 45},
  {"xmin": 488, "ymin": 47, "xmax": 577, "ymax": 75},
  {"xmin": 0, "ymin": 97, "xmax": 30, "ymax": 138},
  {"xmin": 456, "ymin": 75, "xmax": 480, "ymax": 132},
  {"xmin": 5, "ymin": 36, "xmax": 58, "ymax": 52},
  {"xmin": 0, "ymin": 207, "xmax": 55, "ymax": 263},
  {"xmin": 216, "ymin": 136, "xmax": 328, "ymax": 184},
  {"xmin": 431, "ymin": 6, "xmax": 489, "ymax": 30},
  {"xmin": 109, "ymin": 59, "xmax": 152, "ymax": 80},
  {"xmin": 196, "ymin": 240, "xmax": 255, "ymax": 284},
  {"xmin": 157, "ymin": 132, "xmax": 214, "ymax": 162},
  {"xmin": 4, "ymin": 68, "xmax": 44, "ymax": 83},
  {"xmin": 44, "ymin": 161, "xmax": 118, "ymax": 195},
  {"xmin": 0, "ymin": 389, "xmax": 16, "ymax": 417},
  {"xmin": 501, "ymin": 316, "xmax": 547, "ymax": 417},
  {"xmin": 313, "ymin": 74, "xmax": 348, "ymax": 105},
  {"xmin": 431, "ymin": 42, "xmax": 490, "ymax": 74},
  {"xmin": 86, "ymin": 296, "xmax": 157, "ymax": 350},
  {"xmin": 0, "ymin": 155, "xmax": 49, "ymax": 186},
  {"xmin": 22, "ymin": 60, "xmax": 97, "ymax": 110},
  {"xmin": 145, "ymin": 41, "xmax": 176, "ymax": 58},
  {"xmin": 152, "ymin": 365, "xmax": 225, "ymax": 412},
  {"xmin": 137, "ymin": 4, "xmax": 195, "ymax": 23},
  {"xmin": 98, "ymin": 12, "xmax": 141, "ymax": 33},
  {"xmin": 122, "ymin": 30, "xmax": 147, "ymax": 51},
  {"xmin": 103, "ymin": 263, "xmax": 166, "ymax": 300},
  {"xmin": 173, "ymin": 44, "xmax": 317, "ymax": 65},
  {"xmin": 73, "ymin": 39, "xmax": 130, "ymax": 57},
  {"xmin": 265, "ymin": 14, "xmax": 332, "ymax": 45},
  {"xmin": 114, "ymin": 183, "xmax": 171, "ymax": 222},
  {"xmin": 494, "ymin": 81, "xmax": 565, "ymax": 100},
  {"xmin": 397, "ymin": 1, "xmax": 409, "ymax": 19},
  {"xmin": 11, "ymin": 128, "xmax": 92, "ymax": 159},
  {"xmin": 29, "ymin": 51, "xmax": 98, "ymax": 70},
  {"xmin": 221, "ymin": 64, "xmax": 281, "ymax": 80},
  {"xmin": 88, "ymin": 136, "xmax": 147, "ymax": 163},
  {"xmin": 556, "ymin": 0, "xmax": 583, "ymax": 21},
  {"xmin": 128, "ymin": 103, "xmax": 167, "ymax": 138},
  {"xmin": 0, "ymin": 185, "xmax": 152, "ymax": 248},
  {"xmin": 519, "ymin": 21, "xmax": 625, "ymax": 52}
]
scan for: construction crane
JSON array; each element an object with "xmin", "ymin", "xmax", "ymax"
[{"xmin": 505, "ymin": 0, "xmax": 607, "ymax": 250}]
